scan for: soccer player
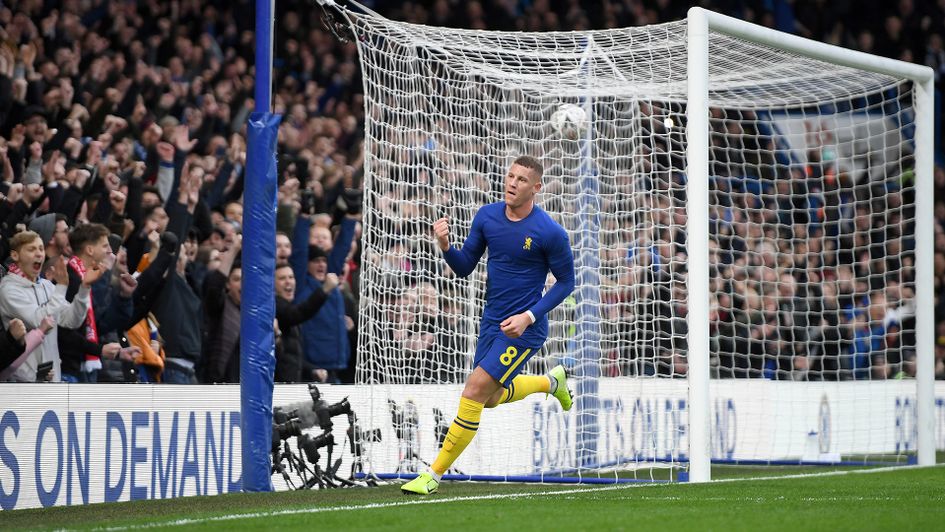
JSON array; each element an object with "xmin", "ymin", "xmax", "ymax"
[{"xmin": 401, "ymin": 155, "xmax": 576, "ymax": 495}]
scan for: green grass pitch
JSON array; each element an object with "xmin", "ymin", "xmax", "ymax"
[{"xmin": 2, "ymin": 466, "xmax": 943, "ymax": 531}]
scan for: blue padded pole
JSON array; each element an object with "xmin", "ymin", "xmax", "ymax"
[
  {"xmin": 241, "ymin": 0, "xmax": 279, "ymax": 493},
  {"xmin": 254, "ymin": 0, "xmax": 274, "ymax": 113}
]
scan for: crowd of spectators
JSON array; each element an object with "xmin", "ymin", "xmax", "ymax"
[
  {"xmin": 0, "ymin": 0, "xmax": 943, "ymax": 383},
  {"xmin": 0, "ymin": 0, "xmax": 363, "ymax": 383},
  {"xmin": 583, "ymin": 104, "xmax": 926, "ymax": 381}
]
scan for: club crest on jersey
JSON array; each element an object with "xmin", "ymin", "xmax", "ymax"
[{"xmin": 523, "ymin": 237, "xmax": 532, "ymax": 250}]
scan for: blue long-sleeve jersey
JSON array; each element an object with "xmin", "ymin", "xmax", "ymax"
[{"xmin": 443, "ymin": 202, "xmax": 575, "ymax": 345}]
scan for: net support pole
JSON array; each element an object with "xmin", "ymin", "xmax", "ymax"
[
  {"xmin": 685, "ymin": 7, "xmax": 711, "ymax": 483},
  {"xmin": 575, "ymin": 71, "xmax": 602, "ymax": 470},
  {"xmin": 241, "ymin": 0, "xmax": 279, "ymax": 492},
  {"xmin": 914, "ymin": 75, "xmax": 936, "ymax": 467}
]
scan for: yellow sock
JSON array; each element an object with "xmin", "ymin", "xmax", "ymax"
[
  {"xmin": 431, "ymin": 397, "xmax": 483, "ymax": 476},
  {"xmin": 496, "ymin": 375, "xmax": 551, "ymax": 405}
]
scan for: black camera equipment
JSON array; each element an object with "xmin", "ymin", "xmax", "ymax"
[
  {"xmin": 347, "ymin": 410, "xmax": 382, "ymax": 481},
  {"xmin": 300, "ymin": 432, "xmax": 334, "ymax": 465},
  {"xmin": 298, "ymin": 431, "xmax": 357, "ymax": 489},
  {"xmin": 271, "ymin": 409, "xmax": 303, "ymax": 452},
  {"xmin": 270, "ymin": 384, "xmax": 382, "ymax": 490},
  {"xmin": 308, "ymin": 383, "xmax": 352, "ymax": 431},
  {"xmin": 389, "ymin": 398, "xmax": 431, "ymax": 473},
  {"xmin": 270, "ymin": 408, "xmax": 307, "ymax": 489}
]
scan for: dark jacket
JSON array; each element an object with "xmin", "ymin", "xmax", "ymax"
[
  {"xmin": 152, "ymin": 269, "xmax": 202, "ymax": 363},
  {"xmin": 275, "ymin": 288, "xmax": 329, "ymax": 383},
  {"xmin": 151, "ymin": 200, "xmax": 202, "ymax": 364},
  {"xmin": 130, "ymin": 244, "xmax": 176, "ymax": 326},
  {"xmin": 0, "ymin": 328, "xmax": 26, "ymax": 371},
  {"xmin": 203, "ymin": 269, "xmax": 240, "ymax": 383},
  {"xmin": 58, "ymin": 263, "xmax": 132, "ymax": 377}
]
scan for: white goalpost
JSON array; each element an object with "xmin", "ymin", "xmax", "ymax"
[
  {"xmin": 326, "ymin": 1, "xmax": 936, "ymax": 483},
  {"xmin": 686, "ymin": 8, "xmax": 936, "ymax": 482}
]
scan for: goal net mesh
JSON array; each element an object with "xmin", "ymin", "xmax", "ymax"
[{"xmin": 344, "ymin": 11, "xmax": 919, "ymax": 479}]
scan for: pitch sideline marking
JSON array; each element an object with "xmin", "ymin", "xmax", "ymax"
[
  {"xmin": 709, "ymin": 462, "xmax": 942, "ymax": 483},
  {"xmin": 87, "ymin": 464, "xmax": 943, "ymax": 531}
]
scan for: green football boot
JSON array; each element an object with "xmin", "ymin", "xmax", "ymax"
[
  {"xmin": 548, "ymin": 365, "xmax": 573, "ymax": 411},
  {"xmin": 401, "ymin": 472, "xmax": 439, "ymax": 495}
]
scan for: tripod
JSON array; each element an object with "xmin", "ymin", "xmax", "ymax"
[{"xmin": 272, "ymin": 442, "xmax": 302, "ymax": 490}]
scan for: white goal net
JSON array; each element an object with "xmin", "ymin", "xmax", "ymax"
[{"xmin": 339, "ymin": 5, "xmax": 934, "ymax": 482}]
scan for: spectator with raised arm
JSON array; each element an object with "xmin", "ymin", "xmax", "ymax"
[
  {"xmin": 150, "ymin": 163, "xmax": 204, "ymax": 384},
  {"xmin": 0, "ymin": 231, "xmax": 100, "ymax": 382},
  {"xmin": 202, "ymin": 234, "xmax": 243, "ymax": 383},
  {"xmin": 290, "ymin": 200, "xmax": 360, "ymax": 382},
  {"xmin": 274, "ymin": 263, "xmax": 337, "ymax": 383},
  {"xmin": 58, "ymin": 223, "xmax": 139, "ymax": 382}
]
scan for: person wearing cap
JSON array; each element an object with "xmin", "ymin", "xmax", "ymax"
[
  {"xmin": 207, "ymin": 224, "xmax": 230, "ymax": 252},
  {"xmin": 22, "ymin": 106, "xmax": 49, "ymax": 145},
  {"xmin": 289, "ymin": 209, "xmax": 359, "ymax": 382},
  {"xmin": 29, "ymin": 212, "xmax": 70, "ymax": 261},
  {"xmin": 28, "ymin": 213, "xmax": 57, "ymax": 253}
]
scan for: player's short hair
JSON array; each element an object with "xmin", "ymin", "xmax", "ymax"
[
  {"xmin": 513, "ymin": 155, "xmax": 543, "ymax": 180},
  {"xmin": 9, "ymin": 231, "xmax": 42, "ymax": 252}
]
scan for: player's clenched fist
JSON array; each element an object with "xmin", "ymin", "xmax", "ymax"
[
  {"xmin": 433, "ymin": 217, "xmax": 450, "ymax": 252},
  {"xmin": 500, "ymin": 313, "xmax": 532, "ymax": 339}
]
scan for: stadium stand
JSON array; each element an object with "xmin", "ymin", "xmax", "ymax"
[{"xmin": 0, "ymin": 0, "xmax": 942, "ymax": 383}]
